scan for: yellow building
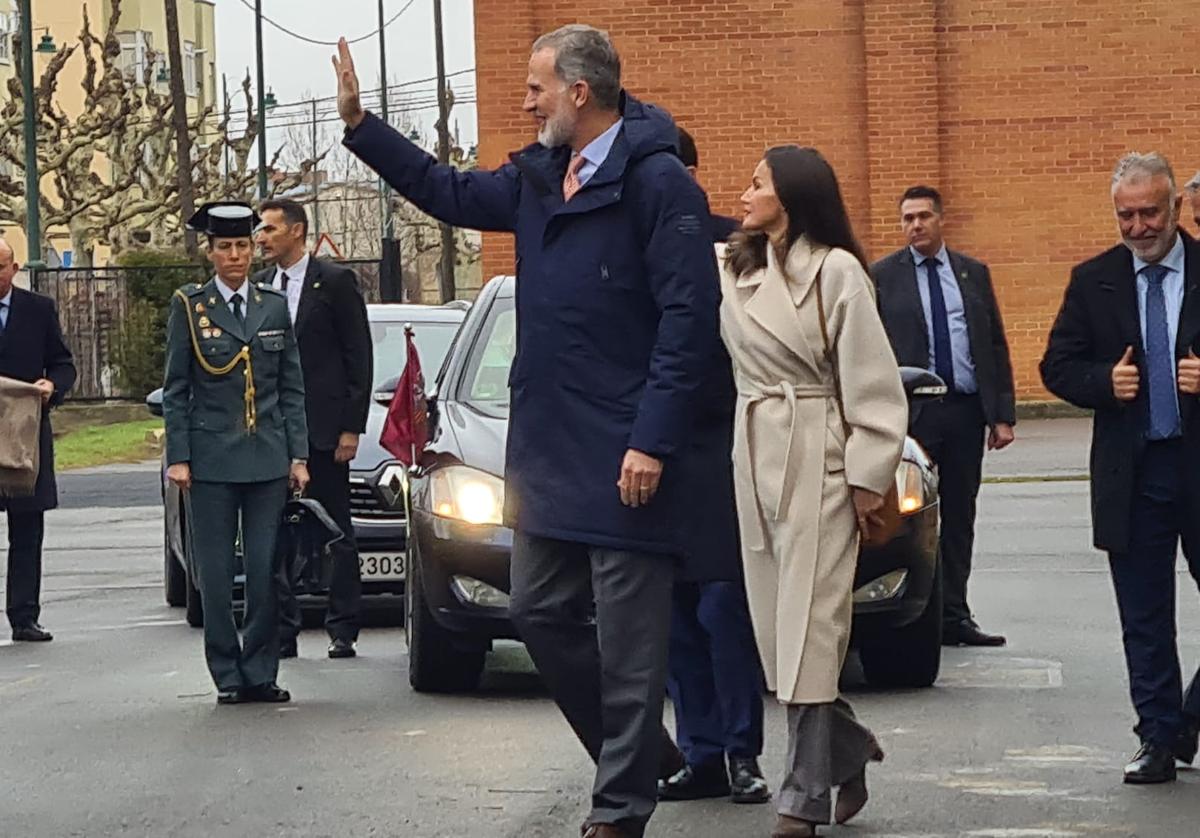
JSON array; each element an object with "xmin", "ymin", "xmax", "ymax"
[{"xmin": 0, "ymin": 0, "xmax": 217, "ymax": 264}]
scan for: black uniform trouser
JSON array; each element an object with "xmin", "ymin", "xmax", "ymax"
[
  {"xmin": 1108, "ymin": 439, "xmax": 1200, "ymax": 748},
  {"xmin": 5, "ymin": 510, "xmax": 45, "ymax": 629},
  {"xmin": 277, "ymin": 446, "xmax": 361, "ymax": 643},
  {"xmin": 189, "ymin": 478, "xmax": 287, "ymax": 692},
  {"xmin": 911, "ymin": 393, "xmax": 987, "ymax": 627},
  {"xmin": 509, "ymin": 532, "xmax": 675, "ymax": 838}
]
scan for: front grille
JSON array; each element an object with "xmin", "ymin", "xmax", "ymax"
[{"xmin": 349, "ymin": 482, "xmax": 404, "ymax": 520}]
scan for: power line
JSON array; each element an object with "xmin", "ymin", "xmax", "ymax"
[{"xmin": 237, "ymin": 0, "xmax": 418, "ymax": 47}]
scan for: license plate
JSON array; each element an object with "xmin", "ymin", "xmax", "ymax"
[{"xmin": 359, "ymin": 553, "xmax": 405, "ymax": 580}]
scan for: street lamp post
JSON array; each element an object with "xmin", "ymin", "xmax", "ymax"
[
  {"xmin": 18, "ymin": 0, "xmax": 45, "ymax": 269},
  {"xmin": 378, "ymin": 0, "xmax": 394, "ymax": 241},
  {"xmin": 255, "ymin": 0, "xmax": 268, "ymax": 199}
]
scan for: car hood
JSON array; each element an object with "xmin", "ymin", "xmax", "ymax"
[{"xmin": 436, "ymin": 400, "xmax": 508, "ymax": 479}]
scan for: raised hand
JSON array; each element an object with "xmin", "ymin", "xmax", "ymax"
[
  {"xmin": 1178, "ymin": 349, "xmax": 1200, "ymax": 395},
  {"xmin": 1112, "ymin": 345, "xmax": 1139, "ymax": 402},
  {"xmin": 332, "ymin": 37, "xmax": 365, "ymax": 130}
]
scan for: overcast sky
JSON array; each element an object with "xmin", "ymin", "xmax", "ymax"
[{"xmin": 213, "ymin": 0, "xmax": 479, "ymax": 143}]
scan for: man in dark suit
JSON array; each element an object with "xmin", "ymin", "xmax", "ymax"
[
  {"xmin": 656, "ymin": 128, "xmax": 768, "ymax": 805},
  {"xmin": 0, "ymin": 239, "xmax": 76, "ymax": 642},
  {"xmin": 1042, "ymin": 152, "xmax": 1200, "ymax": 784},
  {"xmin": 872, "ymin": 185, "xmax": 1016, "ymax": 647},
  {"xmin": 254, "ymin": 199, "xmax": 373, "ymax": 660}
]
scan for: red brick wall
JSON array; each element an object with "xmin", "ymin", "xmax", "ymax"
[{"xmin": 472, "ymin": 0, "xmax": 1200, "ymax": 400}]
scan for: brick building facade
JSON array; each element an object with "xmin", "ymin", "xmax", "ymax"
[{"xmin": 472, "ymin": 0, "xmax": 1200, "ymax": 401}]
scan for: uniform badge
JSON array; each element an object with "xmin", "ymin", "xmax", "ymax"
[
  {"xmin": 254, "ymin": 293, "xmax": 263, "ymax": 304},
  {"xmin": 198, "ymin": 316, "xmax": 211, "ymax": 328},
  {"xmin": 209, "ymin": 296, "xmax": 218, "ymax": 306},
  {"xmin": 201, "ymin": 328, "xmax": 212, "ymax": 339},
  {"xmin": 212, "ymin": 327, "xmax": 223, "ymax": 338},
  {"xmin": 195, "ymin": 302, "xmax": 205, "ymax": 313}
]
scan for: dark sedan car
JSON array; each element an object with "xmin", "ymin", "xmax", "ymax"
[
  {"xmin": 148, "ymin": 302, "xmax": 466, "ymax": 627},
  {"xmin": 405, "ymin": 275, "xmax": 945, "ymax": 693}
]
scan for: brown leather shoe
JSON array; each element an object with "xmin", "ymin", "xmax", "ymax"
[
  {"xmin": 581, "ymin": 824, "xmax": 630, "ymax": 838},
  {"xmin": 835, "ymin": 772, "xmax": 868, "ymax": 824},
  {"xmin": 771, "ymin": 815, "xmax": 818, "ymax": 838}
]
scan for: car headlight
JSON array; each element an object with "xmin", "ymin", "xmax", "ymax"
[
  {"xmin": 430, "ymin": 465, "xmax": 505, "ymax": 525},
  {"xmin": 895, "ymin": 460, "xmax": 925, "ymax": 515}
]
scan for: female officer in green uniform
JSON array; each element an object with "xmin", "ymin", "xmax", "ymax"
[{"xmin": 163, "ymin": 203, "xmax": 310, "ymax": 704}]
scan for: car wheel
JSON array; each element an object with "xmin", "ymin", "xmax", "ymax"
[
  {"xmin": 183, "ymin": 516, "xmax": 204, "ymax": 628},
  {"xmin": 406, "ymin": 536, "xmax": 486, "ymax": 693},
  {"xmin": 164, "ymin": 509, "xmax": 187, "ymax": 607},
  {"xmin": 859, "ymin": 559, "xmax": 942, "ymax": 689}
]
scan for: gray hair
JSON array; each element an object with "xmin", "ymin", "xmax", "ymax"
[
  {"xmin": 532, "ymin": 24, "xmax": 622, "ymax": 112},
  {"xmin": 1111, "ymin": 152, "xmax": 1177, "ymax": 201},
  {"xmin": 1185, "ymin": 171, "xmax": 1200, "ymax": 195}
]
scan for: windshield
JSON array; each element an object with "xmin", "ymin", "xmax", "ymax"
[
  {"xmin": 371, "ymin": 319, "xmax": 460, "ymax": 391},
  {"xmin": 461, "ymin": 295, "xmax": 515, "ymax": 415}
]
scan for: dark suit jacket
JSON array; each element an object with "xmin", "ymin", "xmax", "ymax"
[
  {"xmin": 0, "ymin": 287, "xmax": 76, "ymax": 512},
  {"xmin": 253, "ymin": 259, "xmax": 373, "ymax": 452},
  {"xmin": 1041, "ymin": 234, "xmax": 1200, "ymax": 553},
  {"xmin": 872, "ymin": 247, "xmax": 1017, "ymax": 427}
]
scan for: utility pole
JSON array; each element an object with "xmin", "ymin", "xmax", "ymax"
[
  {"xmin": 311, "ymin": 99, "xmax": 321, "ymax": 240},
  {"xmin": 254, "ymin": 0, "xmax": 268, "ymax": 199},
  {"xmin": 164, "ymin": 0, "xmax": 198, "ymax": 258},
  {"xmin": 433, "ymin": 0, "xmax": 455, "ymax": 303},
  {"xmin": 378, "ymin": 0, "xmax": 393, "ymax": 243},
  {"xmin": 17, "ymin": 0, "xmax": 44, "ymax": 269}
]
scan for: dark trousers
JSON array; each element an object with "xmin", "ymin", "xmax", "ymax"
[
  {"xmin": 5, "ymin": 510, "xmax": 44, "ymax": 628},
  {"xmin": 1108, "ymin": 439, "xmax": 1200, "ymax": 748},
  {"xmin": 509, "ymin": 532, "xmax": 675, "ymax": 838},
  {"xmin": 189, "ymin": 479, "xmax": 287, "ymax": 691},
  {"xmin": 277, "ymin": 447, "xmax": 361, "ymax": 643},
  {"xmin": 667, "ymin": 581, "xmax": 764, "ymax": 767},
  {"xmin": 911, "ymin": 394, "xmax": 987, "ymax": 626}
]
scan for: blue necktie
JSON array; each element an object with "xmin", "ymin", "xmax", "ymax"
[
  {"xmin": 1144, "ymin": 265, "xmax": 1180, "ymax": 440},
  {"xmin": 923, "ymin": 257, "xmax": 957, "ymax": 393},
  {"xmin": 0, "ymin": 301, "xmax": 7, "ymax": 336}
]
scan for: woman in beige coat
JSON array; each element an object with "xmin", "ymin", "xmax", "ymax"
[{"xmin": 718, "ymin": 146, "xmax": 907, "ymax": 837}]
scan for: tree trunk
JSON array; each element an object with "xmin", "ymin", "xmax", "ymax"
[{"xmin": 164, "ymin": 0, "xmax": 198, "ymax": 259}]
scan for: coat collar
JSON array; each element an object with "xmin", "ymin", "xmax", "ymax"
[{"xmin": 739, "ymin": 235, "xmax": 825, "ymax": 376}]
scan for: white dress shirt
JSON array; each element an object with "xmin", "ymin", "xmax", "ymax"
[{"xmin": 272, "ymin": 253, "xmax": 310, "ymax": 324}]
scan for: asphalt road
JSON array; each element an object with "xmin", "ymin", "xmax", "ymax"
[{"xmin": 4, "ymin": 426, "xmax": 1200, "ymax": 836}]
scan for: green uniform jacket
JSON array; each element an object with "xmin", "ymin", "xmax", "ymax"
[{"xmin": 163, "ymin": 278, "xmax": 309, "ymax": 482}]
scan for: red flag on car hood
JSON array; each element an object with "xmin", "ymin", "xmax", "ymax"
[{"xmin": 379, "ymin": 325, "xmax": 427, "ymax": 467}]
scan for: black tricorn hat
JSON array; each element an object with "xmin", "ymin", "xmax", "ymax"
[{"xmin": 186, "ymin": 202, "xmax": 260, "ymax": 238}]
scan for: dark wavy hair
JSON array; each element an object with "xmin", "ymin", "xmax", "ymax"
[{"xmin": 725, "ymin": 146, "xmax": 868, "ymax": 278}]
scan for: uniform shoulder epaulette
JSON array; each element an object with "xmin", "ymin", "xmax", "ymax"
[
  {"xmin": 256, "ymin": 282, "xmax": 286, "ymax": 296},
  {"xmin": 179, "ymin": 282, "xmax": 205, "ymax": 296}
]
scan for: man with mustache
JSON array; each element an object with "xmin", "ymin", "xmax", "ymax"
[
  {"xmin": 334, "ymin": 24, "xmax": 719, "ymax": 838},
  {"xmin": 1043, "ymin": 152, "xmax": 1200, "ymax": 784}
]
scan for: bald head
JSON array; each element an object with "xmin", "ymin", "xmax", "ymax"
[{"xmin": 0, "ymin": 238, "xmax": 18, "ymax": 298}]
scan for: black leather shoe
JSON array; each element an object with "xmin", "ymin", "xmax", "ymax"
[
  {"xmin": 658, "ymin": 728, "xmax": 686, "ymax": 781},
  {"xmin": 658, "ymin": 760, "xmax": 730, "ymax": 801},
  {"xmin": 280, "ymin": 639, "xmax": 298, "ymax": 659},
  {"xmin": 729, "ymin": 756, "xmax": 770, "ymax": 804},
  {"xmin": 946, "ymin": 618, "xmax": 1006, "ymax": 647},
  {"xmin": 245, "ymin": 682, "xmax": 291, "ymax": 703},
  {"xmin": 216, "ymin": 689, "xmax": 244, "ymax": 705},
  {"xmin": 1174, "ymin": 717, "xmax": 1199, "ymax": 766},
  {"xmin": 1124, "ymin": 743, "xmax": 1176, "ymax": 784},
  {"xmin": 328, "ymin": 638, "xmax": 357, "ymax": 659},
  {"xmin": 11, "ymin": 623, "xmax": 53, "ymax": 642}
]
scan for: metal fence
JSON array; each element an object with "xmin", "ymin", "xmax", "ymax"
[{"xmin": 32, "ymin": 258, "xmax": 383, "ymax": 401}]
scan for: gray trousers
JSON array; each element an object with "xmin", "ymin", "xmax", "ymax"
[
  {"xmin": 188, "ymin": 479, "xmax": 287, "ymax": 692},
  {"xmin": 509, "ymin": 532, "xmax": 675, "ymax": 838},
  {"xmin": 779, "ymin": 699, "xmax": 879, "ymax": 824}
]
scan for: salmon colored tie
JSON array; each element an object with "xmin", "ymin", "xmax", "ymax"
[{"xmin": 563, "ymin": 153, "xmax": 586, "ymax": 201}]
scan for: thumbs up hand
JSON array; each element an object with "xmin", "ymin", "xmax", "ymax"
[
  {"xmin": 1112, "ymin": 345, "xmax": 1140, "ymax": 402},
  {"xmin": 1179, "ymin": 349, "xmax": 1200, "ymax": 395}
]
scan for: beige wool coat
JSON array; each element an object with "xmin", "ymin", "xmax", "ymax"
[{"xmin": 718, "ymin": 236, "xmax": 907, "ymax": 704}]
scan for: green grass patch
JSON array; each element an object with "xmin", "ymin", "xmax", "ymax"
[{"xmin": 54, "ymin": 419, "xmax": 163, "ymax": 471}]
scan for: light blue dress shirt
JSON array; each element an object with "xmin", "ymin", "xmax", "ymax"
[
  {"xmin": 1133, "ymin": 233, "xmax": 1185, "ymax": 359},
  {"xmin": 214, "ymin": 276, "xmax": 253, "ymax": 320},
  {"xmin": 910, "ymin": 244, "xmax": 978, "ymax": 394},
  {"xmin": 574, "ymin": 118, "xmax": 624, "ymax": 187},
  {"xmin": 0, "ymin": 286, "xmax": 11, "ymax": 331}
]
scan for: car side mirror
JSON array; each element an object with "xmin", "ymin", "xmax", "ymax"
[
  {"xmin": 899, "ymin": 367, "xmax": 947, "ymax": 402},
  {"xmin": 145, "ymin": 387, "xmax": 164, "ymax": 417},
  {"xmin": 373, "ymin": 376, "xmax": 399, "ymax": 406}
]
